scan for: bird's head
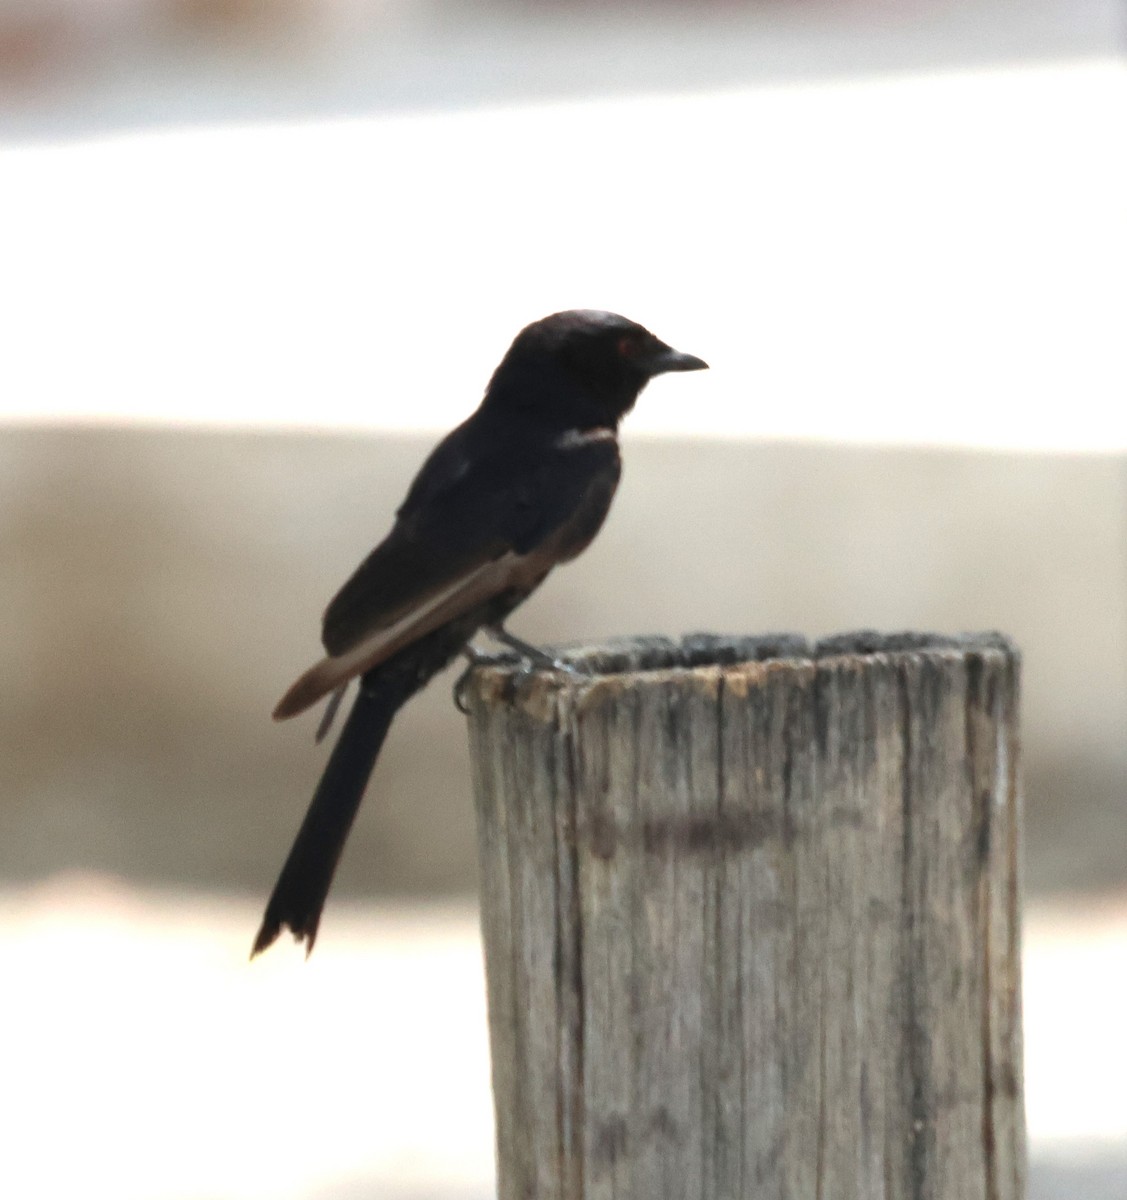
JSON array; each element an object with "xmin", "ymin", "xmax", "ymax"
[{"xmin": 486, "ymin": 310, "xmax": 708, "ymax": 425}]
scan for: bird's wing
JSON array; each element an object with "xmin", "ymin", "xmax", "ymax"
[{"xmin": 272, "ymin": 427, "xmax": 620, "ymax": 721}]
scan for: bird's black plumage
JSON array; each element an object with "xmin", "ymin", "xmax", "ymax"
[{"xmin": 253, "ymin": 309, "xmax": 707, "ymax": 956}]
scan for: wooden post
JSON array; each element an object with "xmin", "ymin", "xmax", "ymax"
[{"xmin": 465, "ymin": 632, "xmax": 1025, "ymax": 1200}]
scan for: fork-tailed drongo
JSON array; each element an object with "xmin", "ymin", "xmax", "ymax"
[{"xmin": 253, "ymin": 309, "xmax": 707, "ymax": 956}]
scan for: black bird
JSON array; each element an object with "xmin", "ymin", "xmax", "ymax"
[{"xmin": 253, "ymin": 309, "xmax": 707, "ymax": 956}]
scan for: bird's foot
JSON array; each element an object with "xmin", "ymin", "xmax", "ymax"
[
  {"xmin": 454, "ymin": 630, "xmax": 587, "ymax": 713},
  {"xmin": 485, "ymin": 624, "xmax": 585, "ymax": 679},
  {"xmin": 486, "ymin": 624, "xmax": 588, "ymax": 705}
]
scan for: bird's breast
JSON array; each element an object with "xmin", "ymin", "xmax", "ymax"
[{"xmin": 540, "ymin": 428, "xmax": 622, "ymax": 564}]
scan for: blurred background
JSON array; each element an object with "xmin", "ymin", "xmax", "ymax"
[{"xmin": 1, "ymin": 1, "xmax": 1125, "ymax": 1197}]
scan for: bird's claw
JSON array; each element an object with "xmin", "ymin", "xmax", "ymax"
[
  {"xmin": 485, "ymin": 624, "xmax": 587, "ymax": 677},
  {"xmin": 500, "ymin": 654, "xmax": 588, "ymax": 705},
  {"xmin": 452, "ymin": 661, "xmax": 475, "ymax": 715},
  {"xmin": 452, "ymin": 644, "xmax": 494, "ymax": 715},
  {"xmin": 549, "ymin": 657, "xmax": 584, "ymax": 677},
  {"xmin": 453, "ymin": 632, "xmax": 589, "ymax": 714}
]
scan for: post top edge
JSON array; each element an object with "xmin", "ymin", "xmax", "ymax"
[{"xmin": 466, "ymin": 631, "xmax": 1019, "ymax": 703}]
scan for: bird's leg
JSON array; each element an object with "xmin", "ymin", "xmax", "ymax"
[{"xmin": 486, "ymin": 624, "xmax": 583, "ymax": 676}]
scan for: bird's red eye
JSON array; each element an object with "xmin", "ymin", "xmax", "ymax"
[{"xmin": 617, "ymin": 334, "xmax": 641, "ymax": 358}]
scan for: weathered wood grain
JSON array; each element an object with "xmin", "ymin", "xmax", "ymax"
[{"xmin": 466, "ymin": 633, "xmax": 1025, "ymax": 1200}]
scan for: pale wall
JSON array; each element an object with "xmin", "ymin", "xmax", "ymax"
[{"xmin": 2, "ymin": 426, "xmax": 1123, "ymax": 897}]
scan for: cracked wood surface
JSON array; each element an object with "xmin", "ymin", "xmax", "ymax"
[{"xmin": 466, "ymin": 633, "xmax": 1025, "ymax": 1200}]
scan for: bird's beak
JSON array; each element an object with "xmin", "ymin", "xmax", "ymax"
[{"xmin": 646, "ymin": 344, "xmax": 709, "ymax": 376}]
